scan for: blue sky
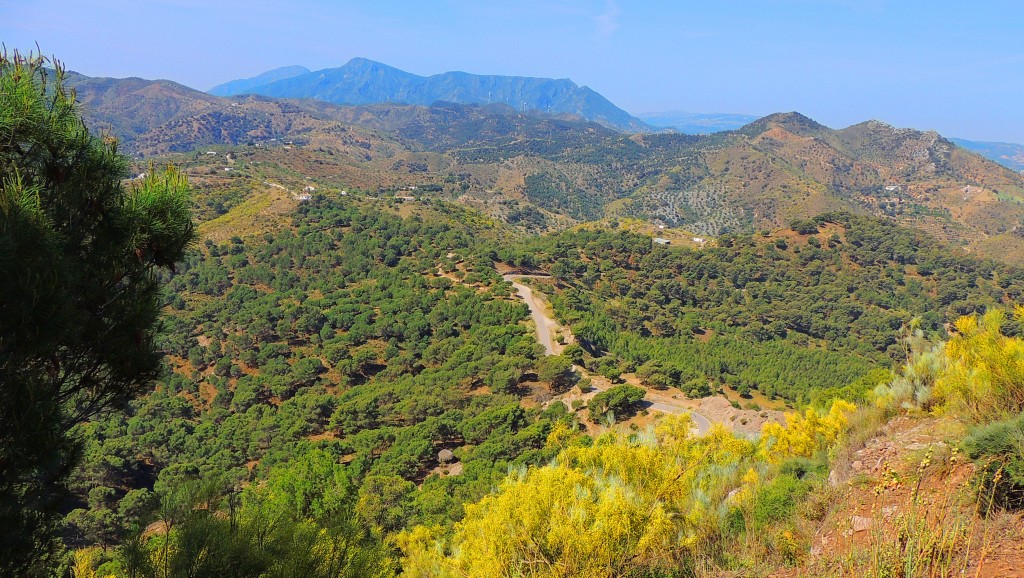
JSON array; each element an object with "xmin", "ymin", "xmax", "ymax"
[{"xmin": 2, "ymin": 1, "xmax": 1022, "ymax": 142}]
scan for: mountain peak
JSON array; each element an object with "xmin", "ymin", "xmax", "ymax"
[
  {"xmin": 863, "ymin": 119, "xmax": 895, "ymax": 130},
  {"xmin": 340, "ymin": 57, "xmax": 408, "ymax": 74},
  {"xmin": 846, "ymin": 119, "xmax": 911, "ymax": 135},
  {"xmin": 760, "ymin": 111, "xmax": 826, "ymax": 130},
  {"xmin": 738, "ymin": 111, "xmax": 830, "ymax": 138}
]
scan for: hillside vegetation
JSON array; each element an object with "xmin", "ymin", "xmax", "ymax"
[
  {"xmin": 63, "ymin": 173, "xmax": 1024, "ymax": 576},
  {"xmin": 395, "ymin": 308, "xmax": 1024, "ymax": 577},
  {"xmin": 501, "ymin": 212, "xmax": 1024, "ymax": 403},
  {"xmin": 67, "ymin": 68, "xmax": 1024, "ymax": 262},
  {"xmin": 12, "ymin": 58, "xmax": 1024, "ymax": 578}
]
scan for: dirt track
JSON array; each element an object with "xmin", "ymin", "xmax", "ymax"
[
  {"xmin": 504, "ymin": 275, "xmax": 559, "ymax": 355},
  {"xmin": 503, "ymin": 274, "xmax": 712, "ymax": 434}
]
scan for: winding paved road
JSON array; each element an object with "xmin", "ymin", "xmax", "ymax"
[
  {"xmin": 503, "ymin": 274, "xmax": 712, "ymax": 435},
  {"xmin": 643, "ymin": 399, "xmax": 712, "ymax": 434}
]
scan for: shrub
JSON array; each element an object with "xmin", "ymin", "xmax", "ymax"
[
  {"xmin": 752, "ymin": 474, "xmax": 808, "ymax": 531},
  {"xmin": 962, "ymin": 411, "xmax": 1024, "ymax": 511},
  {"xmin": 934, "ymin": 310, "xmax": 1024, "ymax": 423},
  {"xmin": 758, "ymin": 400, "xmax": 855, "ymax": 463},
  {"xmin": 778, "ymin": 456, "xmax": 824, "ymax": 480},
  {"xmin": 790, "ymin": 219, "xmax": 820, "ymax": 235},
  {"xmin": 537, "ymin": 355, "xmax": 577, "ymax": 391}
]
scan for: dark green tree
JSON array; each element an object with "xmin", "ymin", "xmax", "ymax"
[
  {"xmin": 536, "ymin": 354, "xmax": 577, "ymax": 392},
  {"xmin": 0, "ymin": 52, "xmax": 195, "ymax": 575},
  {"xmin": 589, "ymin": 385, "xmax": 646, "ymax": 421}
]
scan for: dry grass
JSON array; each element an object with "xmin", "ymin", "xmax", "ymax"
[
  {"xmin": 780, "ymin": 413, "xmax": 1024, "ymax": 578},
  {"xmin": 197, "ymin": 185, "xmax": 295, "ymax": 242}
]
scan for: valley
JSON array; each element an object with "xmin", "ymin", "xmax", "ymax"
[
  {"xmin": 77, "ymin": 83, "xmax": 1024, "ymax": 574},
  {"xmin": 7, "ymin": 46, "xmax": 1024, "ymax": 578},
  {"xmin": 58, "ymin": 159, "xmax": 1024, "ymax": 574}
]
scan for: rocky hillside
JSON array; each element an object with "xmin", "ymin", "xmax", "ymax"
[{"xmin": 66, "ymin": 71, "xmax": 223, "ymax": 141}]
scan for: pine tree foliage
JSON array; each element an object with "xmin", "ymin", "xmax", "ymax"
[
  {"xmin": 0, "ymin": 51, "xmax": 195, "ymax": 575},
  {"xmin": 116, "ymin": 452, "xmax": 396, "ymax": 578}
]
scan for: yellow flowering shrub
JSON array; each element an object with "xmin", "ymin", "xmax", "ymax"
[
  {"xmin": 757, "ymin": 400, "xmax": 856, "ymax": 463},
  {"xmin": 934, "ymin": 309, "xmax": 1024, "ymax": 422},
  {"xmin": 399, "ymin": 407, "xmax": 857, "ymax": 576},
  {"xmin": 70, "ymin": 549, "xmax": 116, "ymax": 578},
  {"xmin": 400, "ymin": 414, "xmax": 771, "ymax": 577}
]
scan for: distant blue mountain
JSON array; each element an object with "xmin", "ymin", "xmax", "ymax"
[
  {"xmin": 639, "ymin": 111, "xmax": 759, "ymax": 134},
  {"xmin": 208, "ymin": 65, "xmax": 310, "ymax": 97},
  {"xmin": 950, "ymin": 138, "xmax": 1024, "ymax": 172},
  {"xmin": 207, "ymin": 58, "xmax": 652, "ymax": 132}
]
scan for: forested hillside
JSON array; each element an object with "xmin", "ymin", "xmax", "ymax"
[
  {"xmin": 60, "ymin": 172, "xmax": 1024, "ymax": 575},
  {"xmin": 12, "ymin": 57, "xmax": 1024, "ymax": 578},
  {"xmin": 502, "ymin": 213, "xmax": 1024, "ymax": 404},
  {"xmin": 65, "ymin": 197, "xmax": 582, "ymax": 559}
]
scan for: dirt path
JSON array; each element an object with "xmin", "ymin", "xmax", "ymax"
[
  {"xmin": 503, "ymin": 275, "xmax": 560, "ymax": 355},
  {"xmin": 504, "ymin": 274, "xmax": 712, "ymax": 435}
]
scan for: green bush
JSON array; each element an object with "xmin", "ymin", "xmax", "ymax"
[
  {"xmin": 963, "ymin": 412, "xmax": 1024, "ymax": 512},
  {"xmin": 752, "ymin": 474, "xmax": 809, "ymax": 530},
  {"xmin": 790, "ymin": 219, "xmax": 820, "ymax": 235},
  {"xmin": 722, "ymin": 506, "xmax": 746, "ymax": 537},
  {"xmin": 778, "ymin": 456, "xmax": 825, "ymax": 480},
  {"xmin": 537, "ymin": 354, "xmax": 577, "ymax": 391}
]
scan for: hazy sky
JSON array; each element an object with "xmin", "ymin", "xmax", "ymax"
[{"xmin": 2, "ymin": 1, "xmax": 1022, "ymax": 142}]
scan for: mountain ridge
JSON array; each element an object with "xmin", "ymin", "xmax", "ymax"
[
  {"xmin": 208, "ymin": 57, "xmax": 652, "ymax": 133},
  {"xmin": 62, "ymin": 69, "xmax": 1024, "ymax": 262}
]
